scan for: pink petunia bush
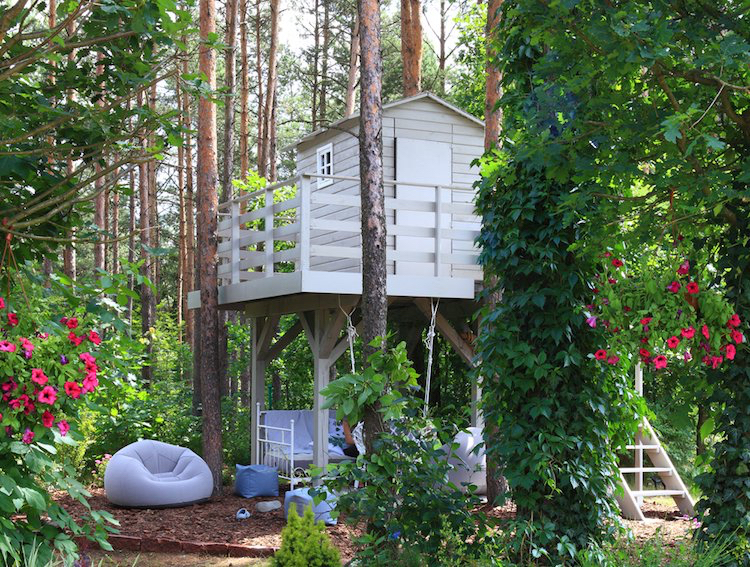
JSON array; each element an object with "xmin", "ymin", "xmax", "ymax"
[
  {"xmin": 0, "ymin": 297, "xmax": 116, "ymax": 562},
  {"xmin": 585, "ymin": 247, "xmax": 742, "ymax": 373}
]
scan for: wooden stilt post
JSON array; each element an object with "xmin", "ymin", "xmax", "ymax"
[
  {"xmin": 300, "ymin": 307, "xmax": 347, "ymax": 481},
  {"xmin": 250, "ymin": 315, "xmax": 278, "ymax": 464}
]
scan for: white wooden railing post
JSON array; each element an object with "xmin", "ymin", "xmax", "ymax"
[
  {"xmin": 264, "ymin": 185, "xmax": 274, "ymax": 276},
  {"xmin": 434, "ymin": 185, "xmax": 443, "ymax": 277},
  {"xmin": 299, "ymin": 175, "xmax": 311, "ymax": 272},
  {"xmin": 231, "ymin": 201, "xmax": 240, "ymax": 285}
]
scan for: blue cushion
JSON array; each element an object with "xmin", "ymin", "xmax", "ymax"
[{"xmin": 234, "ymin": 464, "xmax": 279, "ymax": 498}]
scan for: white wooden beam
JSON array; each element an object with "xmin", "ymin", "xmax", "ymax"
[
  {"xmin": 413, "ymin": 298, "xmax": 475, "ymax": 367},
  {"xmin": 265, "ymin": 320, "xmax": 303, "ymax": 363}
]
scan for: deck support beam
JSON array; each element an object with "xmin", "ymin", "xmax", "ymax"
[
  {"xmin": 250, "ymin": 314, "xmax": 280, "ymax": 464},
  {"xmin": 299, "ymin": 306, "xmax": 348, "ymax": 480}
]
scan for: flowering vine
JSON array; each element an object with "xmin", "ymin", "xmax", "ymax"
[{"xmin": 585, "ymin": 248, "xmax": 742, "ymax": 372}]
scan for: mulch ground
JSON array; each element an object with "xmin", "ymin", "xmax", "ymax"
[{"xmin": 55, "ymin": 488, "xmax": 693, "ymax": 563}]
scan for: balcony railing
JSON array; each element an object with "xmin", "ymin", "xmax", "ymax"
[{"xmin": 216, "ymin": 173, "xmax": 482, "ymax": 287}]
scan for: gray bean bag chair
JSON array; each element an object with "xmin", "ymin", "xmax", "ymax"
[
  {"xmin": 104, "ymin": 440, "xmax": 213, "ymax": 508},
  {"xmin": 443, "ymin": 427, "xmax": 486, "ymax": 495}
]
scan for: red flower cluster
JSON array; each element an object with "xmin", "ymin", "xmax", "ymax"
[{"xmin": 1, "ymin": 302, "xmax": 102, "ymax": 444}]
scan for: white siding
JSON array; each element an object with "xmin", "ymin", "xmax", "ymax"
[{"xmin": 295, "ymin": 96, "xmax": 484, "ymax": 280}]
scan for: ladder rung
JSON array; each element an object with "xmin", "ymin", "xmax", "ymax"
[
  {"xmin": 626, "ymin": 444, "xmax": 660, "ymax": 451},
  {"xmin": 631, "ymin": 489, "xmax": 686, "ymax": 498},
  {"xmin": 620, "ymin": 467, "xmax": 672, "ymax": 474}
]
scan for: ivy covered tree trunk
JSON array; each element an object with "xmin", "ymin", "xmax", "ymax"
[{"xmin": 358, "ymin": 0, "xmax": 387, "ymax": 453}]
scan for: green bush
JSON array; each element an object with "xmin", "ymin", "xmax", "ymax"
[{"xmin": 272, "ymin": 505, "xmax": 341, "ymax": 567}]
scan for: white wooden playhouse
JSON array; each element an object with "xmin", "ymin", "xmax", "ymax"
[{"xmin": 189, "ymin": 93, "xmax": 693, "ymax": 519}]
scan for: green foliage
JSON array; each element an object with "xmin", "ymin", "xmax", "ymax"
[
  {"xmin": 321, "ymin": 339, "xmax": 489, "ymax": 565},
  {"xmin": 475, "ymin": 96, "xmax": 642, "ymax": 562},
  {"xmin": 272, "ymin": 505, "xmax": 341, "ymax": 567},
  {"xmin": 695, "ymin": 208, "xmax": 750, "ymax": 564},
  {"xmin": 0, "ymin": 269, "xmax": 138, "ymax": 563},
  {"xmin": 0, "ymin": 0, "xmax": 190, "ymax": 263}
]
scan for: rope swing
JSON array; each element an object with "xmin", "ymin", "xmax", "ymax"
[{"xmin": 423, "ymin": 298, "xmax": 439, "ymax": 417}]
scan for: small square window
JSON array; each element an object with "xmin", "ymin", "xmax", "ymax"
[{"xmin": 316, "ymin": 143, "xmax": 333, "ymax": 188}]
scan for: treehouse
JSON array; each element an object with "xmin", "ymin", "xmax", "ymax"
[{"xmin": 188, "ymin": 92, "xmax": 693, "ymax": 519}]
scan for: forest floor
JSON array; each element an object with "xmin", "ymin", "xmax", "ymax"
[{"xmin": 57, "ymin": 488, "xmax": 693, "ymax": 565}]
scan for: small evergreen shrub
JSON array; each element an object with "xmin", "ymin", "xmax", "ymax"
[{"xmin": 272, "ymin": 505, "xmax": 341, "ymax": 567}]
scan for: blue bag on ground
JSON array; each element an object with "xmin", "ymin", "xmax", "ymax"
[{"xmin": 234, "ymin": 464, "xmax": 279, "ymax": 498}]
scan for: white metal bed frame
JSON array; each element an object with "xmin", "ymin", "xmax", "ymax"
[{"xmin": 256, "ymin": 403, "xmax": 306, "ymax": 491}]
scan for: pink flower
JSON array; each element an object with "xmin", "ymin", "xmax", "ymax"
[
  {"xmin": 82, "ymin": 373, "xmax": 98, "ymax": 393},
  {"xmin": 667, "ymin": 336, "xmax": 680, "ymax": 349},
  {"xmin": 702, "ymin": 325, "xmax": 710, "ymax": 340},
  {"xmin": 640, "ymin": 317, "xmax": 652, "ymax": 326},
  {"xmin": 1, "ymin": 379, "xmax": 17, "ymax": 393},
  {"xmin": 64, "ymin": 381, "xmax": 82, "ymax": 399},
  {"xmin": 711, "ymin": 355, "xmax": 723, "ymax": 369},
  {"xmin": 592, "ymin": 288, "xmax": 599, "ymax": 294},
  {"xmin": 667, "ymin": 281, "xmax": 681, "ymax": 293},
  {"xmin": 22, "ymin": 428, "xmax": 34, "ymax": 444},
  {"xmin": 7, "ymin": 313, "xmax": 18, "ymax": 326},
  {"xmin": 727, "ymin": 314, "xmax": 741, "ymax": 328},
  {"xmin": 37, "ymin": 386, "xmax": 57, "ymax": 405},
  {"xmin": 0, "ymin": 340, "xmax": 16, "ymax": 353},
  {"xmin": 653, "ymin": 355, "xmax": 668, "ymax": 369},
  {"xmin": 586, "ymin": 316, "xmax": 597, "ymax": 328},
  {"xmin": 79, "ymin": 352, "xmax": 96, "ymax": 365},
  {"xmin": 686, "ymin": 282, "xmax": 699, "ymax": 294},
  {"xmin": 607, "ymin": 355, "xmax": 620, "ymax": 365},
  {"xmin": 683, "ymin": 350, "xmax": 692, "ymax": 362},
  {"xmin": 725, "ymin": 344, "xmax": 736, "ymax": 361},
  {"xmin": 19, "ymin": 338, "xmax": 33, "ymax": 353},
  {"xmin": 677, "ymin": 260, "xmax": 690, "ymax": 275},
  {"xmin": 603, "ymin": 252, "xmax": 612, "ymax": 258},
  {"xmin": 608, "ymin": 278, "xmax": 617, "ymax": 284},
  {"xmin": 0, "ymin": 297, "xmax": 4, "ymax": 309},
  {"xmin": 731, "ymin": 329, "xmax": 744, "ymax": 344},
  {"xmin": 611, "ymin": 258, "xmax": 623, "ymax": 268},
  {"xmin": 57, "ymin": 420, "xmax": 70, "ymax": 436},
  {"xmin": 66, "ymin": 317, "xmax": 78, "ymax": 330},
  {"xmin": 681, "ymin": 326, "xmax": 695, "ymax": 339},
  {"xmin": 594, "ymin": 349, "xmax": 607, "ymax": 361},
  {"xmin": 68, "ymin": 332, "xmax": 83, "ymax": 346},
  {"xmin": 639, "ymin": 348, "xmax": 650, "ymax": 358},
  {"xmin": 87, "ymin": 330, "xmax": 101, "ymax": 345},
  {"xmin": 41, "ymin": 410, "xmax": 54, "ymax": 428},
  {"xmin": 30, "ymin": 368, "xmax": 48, "ymax": 386}
]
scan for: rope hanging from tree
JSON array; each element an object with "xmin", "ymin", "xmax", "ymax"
[{"xmin": 423, "ymin": 298, "xmax": 439, "ymax": 417}]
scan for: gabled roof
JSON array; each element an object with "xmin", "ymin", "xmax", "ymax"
[{"xmin": 292, "ymin": 92, "xmax": 484, "ymax": 149}]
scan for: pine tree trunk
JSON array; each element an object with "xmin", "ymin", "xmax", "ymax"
[
  {"xmin": 138, "ymin": 91, "xmax": 155, "ymax": 386},
  {"xmin": 128, "ymin": 167, "xmax": 135, "ymax": 327},
  {"xmin": 111, "ymin": 162, "xmax": 120, "ymax": 275},
  {"xmin": 255, "ymin": 0, "xmax": 265, "ymax": 177},
  {"xmin": 239, "ymin": 0, "xmax": 249, "ymax": 180},
  {"xmin": 148, "ymin": 82, "xmax": 160, "ymax": 294},
  {"xmin": 483, "ymin": 0, "xmax": 505, "ymax": 505},
  {"xmin": 223, "ymin": 0, "xmax": 238, "ymax": 198},
  {"xmin": 177, "ymin": 64, "xmax": 186, "ymax": 346},
  {"xmin": 319, "ymin": 1, "xmax": 329, "ymax": 125},
  {"xmin": 311, "ymin": 0, "xmax": 319, "ymax": 130},
  {"xmin": 94, "ymin": 55, "xmax": 106, "ymax": 271},
  {"xmin": 358, "ymin": 0, "xmax": 387, "ymax": 453},
  {"xmin": 263, "ymin": 0, "xmax": 279, "ymax": 179},
  {"xmin": 344, "ymin": 16, "xmax": 359, "ymax": 117},
  {"xmin": 63, "ymin": 18, "xmax": 76, "ymax": 280},
  {"xmin": 198, "ymin": 0, "xmax": 224, "ymax": 495},
  {"xmin": 400, "ymin": 0, "xmax": 422, "ymax": 97},
  {"xmin": 438, "ymin": 0, "xmax": 446, "ymax": 94},
  {"xmin": 484, "ymin": 0, "xmax": 502, "ymax": 149},
  {"xmin": 182, "ymin": 37, "xmax": 196, "ymax": 351}
]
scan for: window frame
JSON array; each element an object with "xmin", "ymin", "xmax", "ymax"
[{"xmin": 315, "ymin": 143, "xmax": 334, "ymax": 188}]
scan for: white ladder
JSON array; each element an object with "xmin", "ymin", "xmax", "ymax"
[{"xmin": 616, "ymin": 365, "xmax": 695, "ymax": 521}]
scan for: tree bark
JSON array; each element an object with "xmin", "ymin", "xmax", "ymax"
[
  {"xmin": 311, "ymin": 0, "xmax": 319, "ymax": 130},
  {"xmin": 177, "ymin": 63, "xmax": 186, "ymax": 346},
  {"xmin": 182, "ymin": 36, "xmax": 196, "ymax": 350},
  {"xmin": 128, "ymin": 166, "xmax": 135, "ymax": 327},
  {"xmin": 400, "ymin": 0, "xmax": 422, "ymax": 97},
  {"xmin": 223, "ymin": 0, "xmax": 238, "ymax": 198},
  {"xmin": 63, "ymin": 18, "xmax": 76, "ymax": 280},
  {"xmin": 318, "ymin": 1, "xmax": 329, "ymax": 126},
  {"xmin": 111, "ymin": 161, "xmax": 120, "ymax": 275},
  {"xmin": 344, "ymin": 15, "xmax": 359, "ymax": 118},
  {"xmin": 438, "ymin": 0, "xmax": 446, "ymax": 94},
  {"xmin": 262, "ymin": 0, "xmax": 279, "ymax": 179},
  {"xmin": 94, "ymin": 55, "xmax": 105, "ymax": 271},
  {"xmin": 255, "ymin": 0, "xmax": 265, "ymax": 177},
  {"xmin": 138, "ymin": 90, "xmax": 155, "ymax": 386},
  {"xmin": 148, "ymin": 82, "xmax": 160, "ymax": 294},
  {"xmin": 198, "ymin": 0, "xmax": 224, "ymax": 495},
  {"xmin": 359, "ymin": 0, "xmax": 387, "ymax": 453},
  {"xmin": 239, "ymin": 0, "xmax": 249, "ymax": 180},
  {"xmin": 484, "ymin": 0, "xmax": 502, "ymax": 149}
]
